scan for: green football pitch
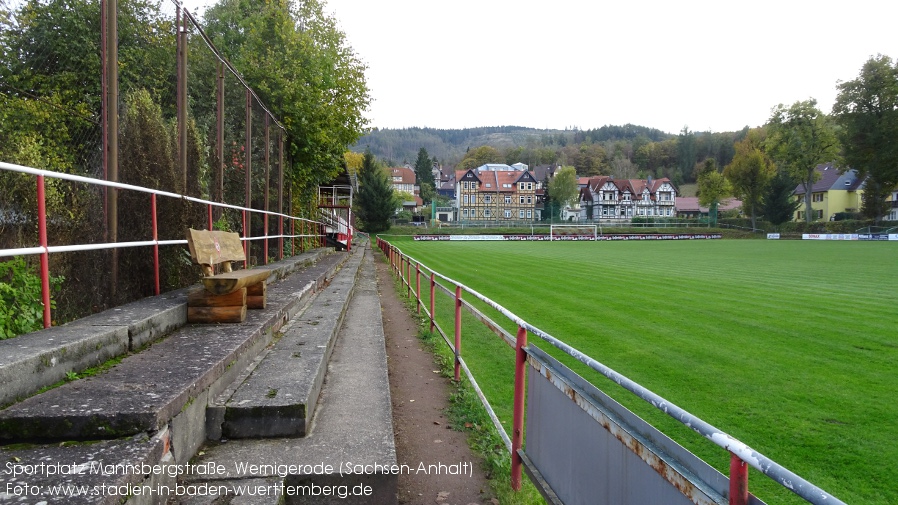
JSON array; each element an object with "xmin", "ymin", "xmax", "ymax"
[{"xmin": 382, "ymin": 237, "xmax": 898, "ymax": 505}]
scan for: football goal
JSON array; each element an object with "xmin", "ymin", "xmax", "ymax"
[{"xmin": 549, "ymin": 224, "xmax": 599, "ymax": 241}]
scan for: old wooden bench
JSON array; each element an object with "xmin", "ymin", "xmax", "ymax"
[{"xmin": 185, "ymin": 228, "xmax": 270, "ymax": 323}]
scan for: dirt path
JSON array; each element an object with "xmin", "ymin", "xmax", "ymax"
[{"xmin": 374, "ymin": 254, "xmax": 495, "ymax": 505}]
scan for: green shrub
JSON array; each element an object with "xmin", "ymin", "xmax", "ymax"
[{"xmin": 0, "ymin": 256, "xmax": 64, "ymax": 339}]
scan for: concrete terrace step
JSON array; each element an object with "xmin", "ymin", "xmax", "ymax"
[
  {"xmin": 210, "ymin": 246, "xmax": 365, "ymax": 439},
  {"xmin": 0, "ymin": 249, "xmax": 333, "ymax": 409},
  {"xmin": 183, "ymin": 247, "xmax": 397, "ymax": 505},
  {"xmin": 0, "ymin": 249, "xmax": 348, "ymax": 444},
  {"xmin": 0, "ymin": 429, "xmax": 174, "ymax": 505}
]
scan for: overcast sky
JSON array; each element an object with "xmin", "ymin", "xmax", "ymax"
[{"xmin": 183, "ymin": 0, "xmax": 898, "ymax": 134}]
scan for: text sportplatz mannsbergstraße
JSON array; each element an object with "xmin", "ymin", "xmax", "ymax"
[
  {"xmin": 4, "ymin": 460, "xmax": 474, "ymax": 498},
  {"xmin": 4, "ymin": 460, "xmax": 474, "ymax": 479}
]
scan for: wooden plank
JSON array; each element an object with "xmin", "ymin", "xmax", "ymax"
[
  {"xmin": 201, "ymin": 269, "xmax": 271, "ymax": 296},
  {"xmin": 186, "ymin": 228, "xmax": 245, "ymax": 267},
  {"xmin": 187, "ymin": 287, "xmax": 246, "ymax": 307},
  {"xmin": 247, "ymin": 282, "xmax": 266, "ymax": 309},
  {"xmin": 246, "ymin": 282, "xmax": 266, "ymax": 297},
  {"xmin": 188, "ymin": 305, "xmax": 247, "ymax": 324},
  {"xmin": 247, "ymin": 295, "xmax": 266, "ymax": 310}
]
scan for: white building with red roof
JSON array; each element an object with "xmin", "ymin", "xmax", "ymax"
[
  {"xmin": 578, "ymin": 176, "xmax": 677, "ymax": 220},
  {"xmin": 389, "ymin": 166, "xmax": 423, "ymax": 209}
]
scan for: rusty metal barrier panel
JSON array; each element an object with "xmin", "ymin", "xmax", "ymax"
[{"xmin": 523, "ymin": 346, "xmax": 765, "ymax": 505}]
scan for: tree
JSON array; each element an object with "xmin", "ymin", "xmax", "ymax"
[
  {"xmin": 697, "ymin": 160, "xmax": 731, "ymax": 226},
  {"xmin": 548, "ymin": 166, "xmax": 579, "ymax": 210},
  {"xmin": 418, "ymin": 182, "xmax": 435, "ymax": 206},
  {"xmin": 0, "ymin": 0, "xmax": 176, "ymax": 173},
  {"xmin": 456, "ymin": 145, "xmax": 502, "ymax": 170},
  {"xmin": 723, "ymin": 129, "xmax": 775, "ymax": 230},
  {"xmin": 761, "ymin": 170, "xmax": 801, "ymax": 225},
  {"xmin": 765, "ymin": 99, "xmax": 840, "ymax": 223},
  {"xmin": 344, "ymin": 151, "xmax": 364, "ymax": 176},
  {"xmin": 356, "ymin": 149, "xmax": 395, "ymax": 233},
  {"xmin": 833, "ymin": 54, "xmax": 898, "ymax": 222},
  {"xmin": 677, "ymin": 126, "xmax": 697, "ymax": 183},
  {"xmin": 413, "ymin": 147, "xmax": 435, "ymax": 200},
  {"xmin": 201, "ymin": 0, "xmax": 371, "ymax": 200},
  {"xmin": 610, "ymin": 154, "xmax": 637, "ymax": 179}
]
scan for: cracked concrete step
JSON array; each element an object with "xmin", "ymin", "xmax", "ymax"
[
  {"xmin": 210, "ymin": 246, "xmax": 365, "ymax": 439},
  {"xmin": 184, "ymin": 246, "xmax": 397, "ymax": 504},
  {"xmin": 0, "ymin": 249, "xmax": 334, "ymax": 409},
  {"xmin": 0, "ymin": 428, "xmax": 174, "ymax": 505},
  {"xmin": 0, "ymin": 251, "xmax": 349, "ymax": 443}
]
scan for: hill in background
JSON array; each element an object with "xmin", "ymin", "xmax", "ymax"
[{"xmin": 351, "ymin": 124, "xmax": 673, "ymax": 167}]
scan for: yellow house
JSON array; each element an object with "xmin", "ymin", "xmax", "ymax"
[
  {"xmin": 889, "ymin": 190, "xmax": 898, "ymax": 221},
  {"xmin": 793, "ymin": 163, "xmax": 864, "ymax": 221}
]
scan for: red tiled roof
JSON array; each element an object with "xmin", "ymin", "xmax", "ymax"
[
  {"xmin": 390, "ymin": 167, "xmax": 416, "ymax": 184},
  {"xmin": 675, "ymin": 196, "xmax": 742, "ymax": 213}
]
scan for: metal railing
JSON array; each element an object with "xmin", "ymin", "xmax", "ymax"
[
  {"xmin": 376, "ymin": 236, "xmax": 847, "ymax": 505},
  {"xmin": 0, "ymin": 161, "xmax": 329, "ymax": 329}
]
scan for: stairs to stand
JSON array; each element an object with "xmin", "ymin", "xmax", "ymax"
[{"xmin": 0, "ymin": 239, "xmax": 397, "ymax": 504}]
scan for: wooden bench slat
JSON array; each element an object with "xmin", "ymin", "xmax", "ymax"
[{"xmin": 201, "ymin": 269, "xmax": 271, "ymax": 296}]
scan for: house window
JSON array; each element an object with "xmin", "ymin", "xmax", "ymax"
[
  {"xmin": 505, "ymin": 195, "xmax": 511, "ymax": 204},
  {"xmin": 526, "ymin": 196, "xmax": 532, "ymax": 204},
  {"xmin": 519, "ymin": 196, "xmax": 525, "ymax": 204},
  {"xmin": 812, "ymin": 193, "xmax": 824, "ymax": 202},
  {"xmin": 797, "ymin": 211, "xmax": 804, "ymax": 220},
  {"xmin": 527, "ymin": 183, "xmax": 533, "ymax": 190},
  {"xmin": 504, "ymin": 210, "xmax": 511, "ymax": 218},
  {"xmin": 464, "ymin": 195, "xmax": 469, "ymax": 204},
  {"xmin": 815, "ymin": 209, "xmax": 823, "ymax": 219},
  {"xmin": 527, "ymin": 210, "xmax": 532, "ymax": 219},
  {"xmin": 485, "ymin": 183, "xmax": 491, "ymax": 188},
  {"xmin": 463, "ymin": 209, "xmax": 468, "ymax": 218},
  {"xmin": 623, "ymin": 193, "xmax": 631, "ymax": 201},
  {"xmin": 484, "ymin": 195, "xmax": 492, "ymax": 203},
  {"xmin": 519, "ymin": 210, "xmax": 525, "ymax": 218},
  {"xmin": 484, "ymin": 208, "xmax": 491, "ymax": 217}
]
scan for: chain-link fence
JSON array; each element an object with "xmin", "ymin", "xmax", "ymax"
[{"xmin": 0, "ymin": 0, "xmax": 318, "ymax": 325}]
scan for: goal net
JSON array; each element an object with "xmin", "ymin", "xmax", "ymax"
[{"xmin": 549, "ymin": 224, "xmax": 598, "ymax": 241}]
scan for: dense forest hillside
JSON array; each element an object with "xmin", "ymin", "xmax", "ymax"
[
  {"xmin": 351, "ymin": 124, "xmax": 746, "ymax": 187},
  {"xmin": 351, "ymin": 124, "xmax": 673, "ymax": 167}
]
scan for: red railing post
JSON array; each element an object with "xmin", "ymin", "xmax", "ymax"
[
  {"xmin": 429, "ymin": 272, "xmax": 435, "ymax": 333},
  {"xmin": 729, "ymin": 453, "xmax": 749, "ymax": 505},
  {"xmin": 36, "ymin": 175, "xmax": 51, "ymax": 328},
  {"xmin": 454, "ymin": 285, "xmax": 462, "ymax": 382},
  {"xmin": 511, "ymin": 325, "xmax": 528, "ymax": 490},
  {"xmin": 415, "ymin": 263, "xmax": 421, "ymax": 314},
  {"xmin": 406, "ymin": 256, "xmax": 411, "ymax": 299},
  {"xmin": 207, "ymin": 203, "xmax": 213, "ymax": 230},
  {"xmin": 278, "ymin": 215, "xmax": 283, "ymax": 260},
  {"xmin": 242, "ymin": 210, "xmax": 248, "ymax": 269},
  {"xmin": 151, "ymin": 194, "xmax": 160, "ymax": 296}
]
